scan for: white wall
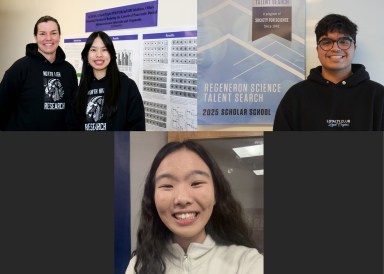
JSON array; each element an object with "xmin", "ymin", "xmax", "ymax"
[{"xmin": 129, "ymin": 131, "xmax": 167, "ymax": 250}]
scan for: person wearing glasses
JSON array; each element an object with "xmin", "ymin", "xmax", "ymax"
[{"xmin": 273, "ymin": 14, "xmax": 384, "ymax": 130}]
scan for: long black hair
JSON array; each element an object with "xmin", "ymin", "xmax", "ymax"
[
  {"xmin": 132, "ymin": 141, "xmax": 255, "ymax": 274},
  {"xmin": 76, "ymin": 31, "xmax": 121, "ymax": 120}
]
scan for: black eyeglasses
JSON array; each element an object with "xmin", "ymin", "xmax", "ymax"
[{"xmin": 317, "ymin": 37, "xmax": 355, "ymax": 51}]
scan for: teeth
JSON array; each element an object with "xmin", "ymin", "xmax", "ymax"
[{"xmin": 175, "ymin": 213, "xmax": 196, "ymax": 220}]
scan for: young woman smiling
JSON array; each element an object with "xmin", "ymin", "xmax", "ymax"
[
  {"xmin": 69, "ymin": 31, "xmax": 145, "ymax": 131},
  {"xmin": 126, "ymin": 141, "xmax": 263, "ymax": 274},
  {"xmin": 273, "ymin": 14, "xmax": 384, "ymax": 131}
]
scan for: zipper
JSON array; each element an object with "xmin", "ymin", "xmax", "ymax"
[{"xmin": 182, "ymin": 253, "xmax": 190, "ymax": 274}]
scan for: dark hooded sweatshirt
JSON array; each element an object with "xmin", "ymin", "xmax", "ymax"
[
  {"xmin": 67, "ymin": 72, "xmax": 145, "ymax": 131},
  {"xmin": 0, "ymin": 43, "xmax": 78, "ymax": 130},
  {"xmin": 273, "ymin": 64, "xmax": 384, "ymax": 131}
]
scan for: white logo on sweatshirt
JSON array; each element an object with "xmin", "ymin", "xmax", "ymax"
[
  {"xmin": 327, "ymin": 119, "xmax": 351, "ymax": 128},
  {"xmin": 86, "ymin": 96, "xmax": 104, "ymax": 122},
  {"xmin": 45, "ymin": 78, "xmax": 64, "ymax": 102}
]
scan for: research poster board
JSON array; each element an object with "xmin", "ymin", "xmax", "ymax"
[
  {"xmin": 141, "ymin": 30, "xmax": 197, "ymax": 131},
  {"xmin": 197, "ymin": 0, "xmax": 306, "ymax": 125},
  {"xmin": 64, "ymin": 27, "xmax": 197, "ymax": 131},
  {"xmin": 63, "ymin": 0, "xmax": 197, "ymax": 131}
]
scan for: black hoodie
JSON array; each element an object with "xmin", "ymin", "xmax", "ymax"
[
  {"xmin": 273, "ymin": 64, "xmax": 384, "ymax": 130},
  {"xmin": 0, "ymin": 43, "xmax": 78, "ymax": 130},
  {"xmin": 67, "ymin": 72, "xmax": 145, "ymax": 131}
]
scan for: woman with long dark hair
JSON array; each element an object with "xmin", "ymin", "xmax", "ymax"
[
  {"xmin": 69, "ymin": 31, "xmax": 145, "ymax": 131},
  {"xmin": 126, "ymin": 141, "xmax": 263, "ymax": 274}
]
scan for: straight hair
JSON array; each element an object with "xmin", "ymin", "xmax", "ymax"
[
  {"xmin": 76, "ymin": 31, "xmax": 121, "ymax": 120},
  {"xmin": 34, "ymin": 15, "xmax": 61, "ymax": 36}
]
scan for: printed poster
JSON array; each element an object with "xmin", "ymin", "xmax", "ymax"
[
  {"xmin": 141, "ymin": 30, "xmax": 197, "ymax": 131},
  {"xmin": 197, "ymin": 0, "xmax": 305, "ymax": 125},
  {"xmin": 63, "ymin": 27, "xmax": 197, "ymax": 131},
  {"xmin": 85, "ymin": 0, "xmax": 158, "ymax": 32}
]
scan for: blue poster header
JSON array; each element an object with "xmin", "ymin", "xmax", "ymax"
[
  {"xmin": 64, "ymin": 35, "xmax": 138, "ymax": 44},
  {"xmin": 85, "ymin": 1, "xmax": 158, "ymax": 32},
  {"xmin": 64, "ymin": 38, "xmax": 87, "ymax": 43},
  {"xmin": 143, "ymin": 31, "xmax": 197, "ymax": 40},
  {"xmin": 111, "ymin": 35, "xmax": 139, "ymax": 41}
]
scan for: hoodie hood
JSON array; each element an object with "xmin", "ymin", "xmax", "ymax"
[
  {"xmin": 307, "ymin": 64, "xmax": 370, "ymax": 87},
  {"xmin": 26, "ymin": 43, "xmax": 66, "ymax": 64}
]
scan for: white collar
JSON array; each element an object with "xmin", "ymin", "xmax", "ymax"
[{"xmin": 166, "ymin": 234, "xmax": 216, "ymax": 259}]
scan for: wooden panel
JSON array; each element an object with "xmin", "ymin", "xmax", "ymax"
[{"xmin": 167, "ymin": 131, "xmax": 264, "ymax": 142}]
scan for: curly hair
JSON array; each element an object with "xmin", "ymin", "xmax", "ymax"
[
  {"xmin": 76, "ymin": 31, "xmax": 121, "ymax": 120},
  {"xmin": 132, "ymin": 140, "xmax": 255, "ymax": 274},
  {"xmin": 315, "ymin": 14, "xmax": 358, "ymax": 43}
]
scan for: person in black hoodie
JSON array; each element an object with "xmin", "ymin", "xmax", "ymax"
[
  {"xmin": 0, "ymin": 15, "xmax": 78, "ymax": 130},
  {"xmin": 273, "ymin": 14, "xmax": 384, "ymax": 131},
  {"xmin": 68, "ymin": 31, "xmax": 145, "ymax": 131}
]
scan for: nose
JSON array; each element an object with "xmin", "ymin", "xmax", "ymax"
[
  {"xmin": 330, "ymin": 41, "xmax": 341, "ymax": 50},
  {"xmin": 173, "ymin": 185, "xmax": 192, "ymax": 206},
  {"xmin": 95, "ymin": 49, "xmax": 102, "ymax": 57}
]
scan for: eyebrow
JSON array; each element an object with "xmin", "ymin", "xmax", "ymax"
[
  {"xmin": 155, "ymin": 170, "xmax": 211, "ymax": 183},
  {"xmin": 38, "ymin": 29, "xmax": 58, "ymax": 32},
  {"xmin": 320, "ymin": 36, "xmax": 351, "ymax": 40}
]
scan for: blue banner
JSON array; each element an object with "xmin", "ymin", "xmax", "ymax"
[
  {"xmin": 197, "ymin": 0, "xmax": 305, "ymax": 125},
  {"xmin": 63, "ymin": 38, "xmax": 87, "ymax": 43},
  {"xmin": 111, "ymin": 35, "xmax": 139, "ymax": 41},
  {"xmin": 143, "ymin": 30, "xmax": 198, "ymax": 40},
  {"xmin": 86, "ymin": 1, "xmax": 158, "ymax": 32}
]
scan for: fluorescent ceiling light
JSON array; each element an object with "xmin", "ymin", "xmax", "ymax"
[
  {"xmin": 232, "ymin": 144, "xmax": 264, "ymax": 158},
  {"xmin": 253, "ymin": 169, "xmax": 264, "ymax": 176}
]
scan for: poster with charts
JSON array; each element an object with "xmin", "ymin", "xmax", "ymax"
[
  {"xmin": 63, "ymin": 27, "xmax": 197, "ymax": 131},
  {"xmin": 141, "ymin": 30, "xmax": 197, "ymax": 131},
  {"xmin": 197, "ymin": 0, "xmax": 305, "ymax": 125}
]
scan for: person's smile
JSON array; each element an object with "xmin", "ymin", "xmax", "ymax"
[{"xmin": 173, "ymin": 211, "xmax": 199, "ymax": 225}]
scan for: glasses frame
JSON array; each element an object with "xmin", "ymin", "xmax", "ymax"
[{"xmin": 317, "ymin": 37, "xmax": 355, "ymax": 51}]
